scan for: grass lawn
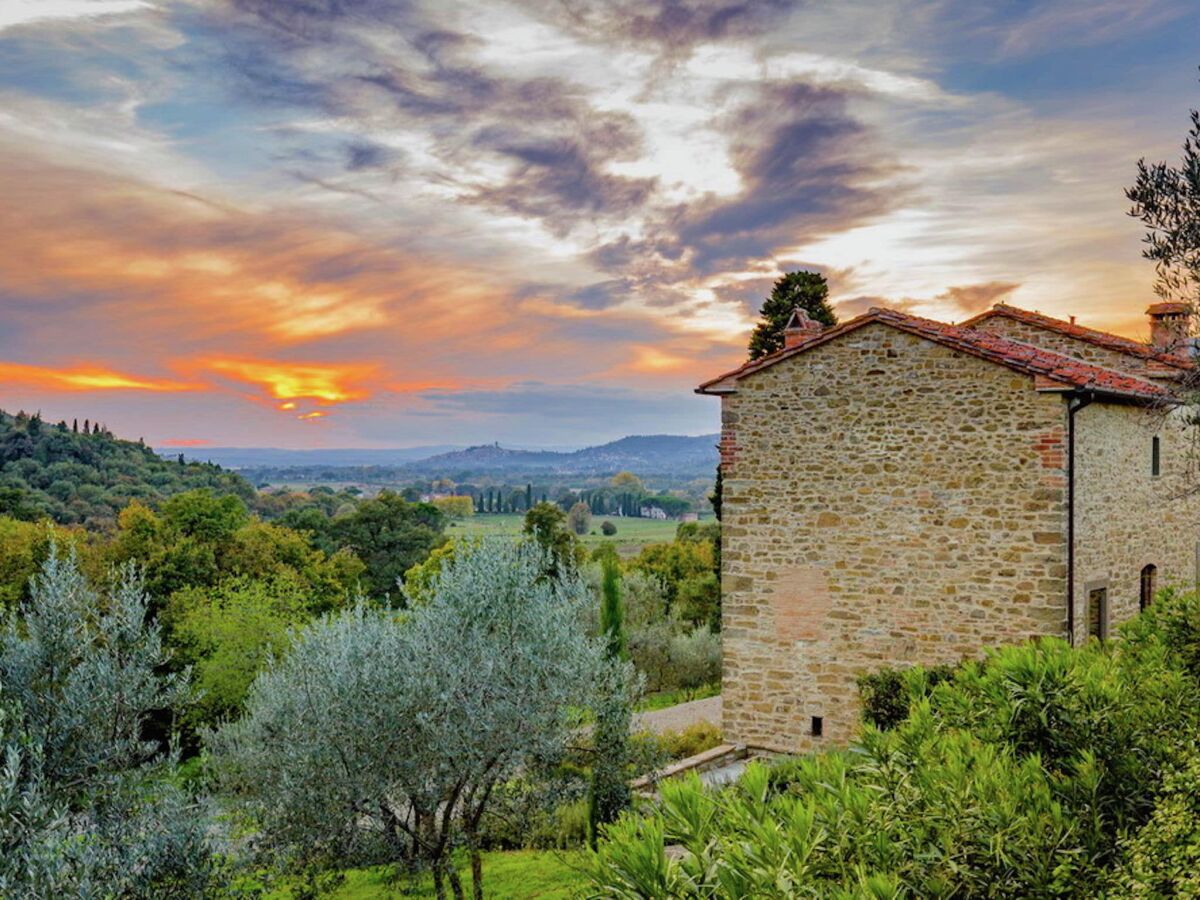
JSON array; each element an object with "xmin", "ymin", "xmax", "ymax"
[
  {"xmin": 635, "ymin": 681, "xmax": 721, "ymax": 712},
  {"xmin": 450, "ymin": 513, "xmax": 687, "ymax": 555},
  {"xmin": 258, "ymin": 850, "xmax": 588, "ymax": 899}
]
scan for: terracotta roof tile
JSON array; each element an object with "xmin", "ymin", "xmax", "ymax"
[
  {"xmin": 959, "ymin": 303, "xmax": 1193, "ymax": 370},
  {"xmin": 697, "ymin": 307, "xmax": 1173, "ymax": 403}
]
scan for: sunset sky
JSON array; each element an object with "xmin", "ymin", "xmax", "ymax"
[{"xmin": 2, "ymin": 0, "xmax": 1199, "ymax": 449}]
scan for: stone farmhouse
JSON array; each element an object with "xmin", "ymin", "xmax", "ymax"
[{"xmin": 698, "ymin": 301, "xmax": 1200, "ymax": 752}]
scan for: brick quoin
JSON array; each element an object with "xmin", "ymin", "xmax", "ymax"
[
  {"xmin": 719, "ymin": 429, "xmax": 739, "ymax": 468},
  {"xmin": 1034, "ymin": 429, "xmax": 1065, "ymax": 469}
]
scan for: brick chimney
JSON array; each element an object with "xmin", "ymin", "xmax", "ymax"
[
  {"xmin": 783, "ymin": 307, "xmax": 823, "ymax": 348},
  {"xmin": 1147, "ymin": 302, "xmax": 1192, "ymax": 353}
]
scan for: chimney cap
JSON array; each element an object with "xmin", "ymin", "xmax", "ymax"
[
  {"xmin": 784, "ymin": 307, "xmax": 820, "ymax": 331},
  {"xmin": 783, "ymin": 307, "xmax": 823, "ymax": 349},
  {"xmin": 1147, "ymin": 302, "xmax": 1191, "ymax": 317}
]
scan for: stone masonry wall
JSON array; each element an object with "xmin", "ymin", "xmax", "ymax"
[
  {"xmin": 1072, "ymin": 402, "xmax": 1200, "ymax": 642},
  {"xmin": 969, "ymin": 316, "xmax": 1165, "ymax": 378},
  {"xmin": 720, "ymin": 323, "xmax": 1070, "ymax": 752}
]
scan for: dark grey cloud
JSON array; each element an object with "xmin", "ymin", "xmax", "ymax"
[
  {"xmin": 672, "ymin": 82, "xmax": 901, "ymax": 272},
  {"xmin": 520, "ymin": 0, "xmax": 800, "ymax": 58},
  {"xmin": 227, "ymin": 0, "xmax": 419, "ymax": 40},
  {"xmin": 189, "ymin": 1, "xmax": 658, "ymax": 237},
  {"xmin": 583, "ymin": 82, "xmax": 901, "ymax": 284},
  {"xmin": 563, "ymin": 280, "xmax": 633, "ymax": 310},
  {"xmin": 469, "ymin": 127, "xmax": 654, "ymax": 232},
  {"xmin": 180, "ymin": 0, "xmax": 901, "ymax": 318},
  {"xmin": 344, "ymin": 140, "xmax": 390, "ymax": 170},
  {"xmin": 834, "ymin": 281, "xmax": 1021, "ymax": 319},
  {"xmin": 936, "ymin": 281, "xmax": 1019, "ymax": 314}
]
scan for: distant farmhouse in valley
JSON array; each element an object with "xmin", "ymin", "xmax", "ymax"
[{"xmin": 699, "ymin": 301, "xmax": 1200, "ymax": 752}]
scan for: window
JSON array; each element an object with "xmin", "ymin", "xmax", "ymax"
[
  {"xmin": 1152, "ymin": 436, "xmax": 1161, "ymax": 476},
  {"xmin": 1140, "ymin": 564, "xmax": 1157, "ymax": 611},
  {"xmin": 1087, "ymin": 587, "xmax": 1108, "ymax": 641},
  {"xmin": 811, "ymin": 716, "xmax": 824, "ymax": 737}
]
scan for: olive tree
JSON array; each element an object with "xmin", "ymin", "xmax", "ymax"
[
  {"xmin": 211, "ymin": 537, "xmax": 632, "ymax": 900},
  {"xmin": 0, "ymin": 548, "xmax": 218, "ymax": 897}
]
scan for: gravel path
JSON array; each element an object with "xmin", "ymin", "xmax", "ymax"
[{"xmin": 633, "ymin": 695, "xmax": 722, "ymax": 735}]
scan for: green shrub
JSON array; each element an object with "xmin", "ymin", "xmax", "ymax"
[
  {"xmin": 482, "ymin": 783, "xmax": 592, "ymax": 851},
  {"xmin": 1110, "ymin": 745, "xmax": 1200, "ymax": 897},
  {"xmin": 601, "ymin": 521, "xmax": 617, "ymax": 536},
  {"xmin": 647, "ymin": 721, "xmax": 723, "ymax": 761},
  {"xmin": 858, "ymin": 663, "xmax": 955, "ymax": 730},
  {"xmin": 590, "ymin": 590, "xmax": 1200, "ymax": 897}
]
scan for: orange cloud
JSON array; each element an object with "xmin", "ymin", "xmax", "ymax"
[
  {"xmin": 0, "ymin": 148, "xmax": 537, "ymax": 370},
  {"xmin": 297, "ymin": 411, "xmax": 326, "ymax": 420},
  {"xmin": 161, "ymin": 438, "xmax": 212, "ymax": 446},
  {"xmin": 201, "ymin": 358, "xmax": 376, "ymax": 404},
  {"xmin": 628, "ymin": 345, "xmax": 693, "ymax": 373},
  {"xmin": 0, "ymin": 361, "xmax": 198, "ymax": 392}
]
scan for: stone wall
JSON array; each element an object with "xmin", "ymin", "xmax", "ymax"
[
  {"xmin": 719, "ymin": 322, "xmax": 1070, "ymax": 752},
  {"xmin": 1072, "ymin": 402, "xmax": 1200, "ymax": 642},
  {"xmin": 969, "ymin": 316, "xmax": 1166, "ymax": 379}
]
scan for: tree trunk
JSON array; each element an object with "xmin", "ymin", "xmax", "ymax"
[
  {"xmin": 471, "ymin": 846, "xmax": 484, "ymax": 900},
  {"xmin": 447, "ymin": 864, "xmax": 466, "ymax": 900},
  {"xmin": 432, "ymin": 862, "xmax": 446, "ymax": 900}
]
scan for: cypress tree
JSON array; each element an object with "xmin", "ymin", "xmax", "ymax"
[
  {"xmin": 589, "ymin": 552, "xmax": 630, "ymax": 847},
  {"xmin": 710, "ymin": 464, "xmax": 723, "ymax": 521},
  {"xmin": 747, "ymin": 270, "xmax": 837, "ymax": 360},
  {"xmin": 599, "ymin": 555, "xmax": 626, "ymax": 661}
]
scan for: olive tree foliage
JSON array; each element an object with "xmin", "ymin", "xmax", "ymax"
[
  {"xmin": 0, "ymin": 547, "xmax": 218, "ymax": 898},
  {"xmin": 211, "ymin": 537, "xmax": 633, "ymax": 900},
  {"xmin": 1127, "ymin": 99, "xmax": 1200, "ymax": 307},
  {"xmin": 1127, "ymin": 95, "xmax": 1200, "ymax": 488}
]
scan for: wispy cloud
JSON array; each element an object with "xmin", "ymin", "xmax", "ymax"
[
  {"xmin": 0, "ymin": 0, "xmax": 151, "ymax": 32},
  {"xmin": 0, "ymin": 0, "xmax": 1194, "ymax": 445}
]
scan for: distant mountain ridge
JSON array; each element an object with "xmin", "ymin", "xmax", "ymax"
[
  {"xmin": 400, "ymin": 434, "xmax": 719, "ymax": 477},
  {"xmin": 164, "ymin": 445, "xmax": 461, "ymax": 468},
  {"xmin": 171, "ymin": 434, "xmax": 721, "ymax": 480}
]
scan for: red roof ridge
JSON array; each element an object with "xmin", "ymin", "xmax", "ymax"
[
  {"xmin": 697, "ymin": 306, "xmax": 1172, "ymax": 402},
  {"xmin": 959, "ymin": 303, "xmax": 1193, "ymax": 370}
]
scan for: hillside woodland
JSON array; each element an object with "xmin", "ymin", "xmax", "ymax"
[{"xmin": 0, "ymin": 411, "xmax": 252, "ymax": 528}]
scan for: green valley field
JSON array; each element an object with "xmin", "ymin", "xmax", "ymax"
[{"xmin": 450, "ymin": 512, "xmax": 693, "ymax": 554}]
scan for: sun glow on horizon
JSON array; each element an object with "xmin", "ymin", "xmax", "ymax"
[{"xmin": 201, "ymin": 359, "xmax": 377, "ymax": 405}]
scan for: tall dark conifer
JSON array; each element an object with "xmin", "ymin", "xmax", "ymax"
[
  {"xmin": 589, "ymin": 552, "xmax": 630, "ymax": 846},
  {"xmin": 747, "ymin": 271, "xmax": 837, "ymax": 360}
]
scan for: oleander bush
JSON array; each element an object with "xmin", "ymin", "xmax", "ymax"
[
  {"xmin": 589, "ymin": 589, "xmax": 1200, "ymax": 898},
  {"xmin": 857, "ymin": 663, "xmax": 956, "ymax": 731}
]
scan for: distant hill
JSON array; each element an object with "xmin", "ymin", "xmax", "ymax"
[
  {"xmin": 165, "ymin": 445, "xmax": 461, "ymax": 468},
  {"xmin": 221, "ymin": 434, "xmax": 720, "ymax": 486},
  {"xmin": 402, "ymin": 434, "xmax": 720, "ymax": 478},
  {"xmin": 0, "ymin": 411, "xmax": 254, "ymax": 528}
]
